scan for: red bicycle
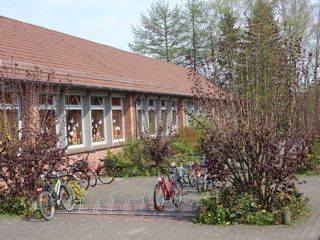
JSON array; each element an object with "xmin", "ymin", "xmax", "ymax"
[
  {"xmin": 153, "ymin": 165, "xmax": 183, "ymax": 211},
  {"xmin": 70, "ymin": 151, "xmax": 115, "ymax": 187},
  {"xmin": 187, "ymin": 155, "xmax": 207, "ymax": 187}
]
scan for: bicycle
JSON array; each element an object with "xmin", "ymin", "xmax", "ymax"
[
  {"xmin": 195, "ymin": 167, "xmax": 212, "ymax": 193},
  {"xmin": 63, "ymin": 163, "xmax": 90, "ymax": 190},
  {"xmin": 167, "ymin": 155, "xmax": 190, "ymax": 185},
  {"xmin": 153, "ymin": 165, "xmax": 183, "ymax": 211},
  {"xmin": 187, "ymin": 155, "xmax": 207, "ymax": 187},
  {"xmin": 37, "ymin": 170, "xmax": 76, "ymax": 220},
  {"xmin": 73, "ymin": 151, "xmax": 115, "ymax": 187}
]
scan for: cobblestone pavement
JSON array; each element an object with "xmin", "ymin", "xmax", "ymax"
[{"xmin": 1, "ymin": 176, "xmax": 320, "ymax": 240}]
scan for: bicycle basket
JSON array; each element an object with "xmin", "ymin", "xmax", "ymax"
[{"xmin": 75, "ymin": 161, "xmax": 88, "ymax": 169}]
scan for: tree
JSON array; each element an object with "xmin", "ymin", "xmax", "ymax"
[
  {"xmin": 192, "ymin": 0, "xmax": 320, "ymax": 210},
  {"xmin": 129, "ymin": 0, "xmax": 187, "ymax": 65},
  {"xmin": 183, "ymin": 0, "xmax": 211, "ymax": 70},
  {"xmin": 311, "ymin": 0, "xmax": 320, "ymax": 81},
  {"xmin": 275, "ymin": 0, "xmax": 313, "ymax": 48},
  {"xmin": 216, "ymin": 8, "xmax": 241, "ymax": 89},
  {"xmin": 0, "ymin": 65, "xmax": 69, "ymax": 198}
]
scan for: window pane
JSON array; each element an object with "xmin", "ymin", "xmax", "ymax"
[
  {"xmin": 112, "ymin": 110, "xmax": 123, "ymax": 140},
  {"xmin": 112, "ymin": 98, "xmax": 121, "ymax": 106},
  {"xmin": 149, "ymin": 110, "xmax": 155, "ymax": 134},
  {"xmin": 0, "ymin": 109, "xmax": 18, "ymax": 137},
  {"xmin": 172, "ymin": 101, "xmax": 177, "ymax": 110},
  {"xmin": 0, "ymin": 92, "xmax": 16, "ymax": 104},
  {"xmin": 40, "ymin": 109, "xmax": 55, "ymax": 131},
  {"xmin": 39, "ymin": 95, "xmax": 54, "ymax": 105},
  {"xmin": 91, "ymin": 97, "xmax": 103, "ymax": 106},
  {"xmin": 91, "ymin": 110, "xmax": 105, "ymax": 143},
  {"xmin": 149, "ymin": 99, "xmax": 154, "ymax": 107},
  {"xmin": 161, "ymin": 110, "xmax": 167, "ymax": 131},
  {"xmin": 137, "ymin": 109, "xmax": 143, "ymax": 137},
  {"xmin": 66, "ymin": 95, "xmax": 81, "ymax": 105},
  {"xmin": 172, "ymin": 110, "xmax": 177, "ymax": 127},
  {"xmin": 66, "ymin": 110, "xmax": 83, "ymax": 145}
]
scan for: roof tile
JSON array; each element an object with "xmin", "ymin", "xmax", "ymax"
[{"xmin": 0, "ymin": 16, "xmax": 217, "ymax": 96}]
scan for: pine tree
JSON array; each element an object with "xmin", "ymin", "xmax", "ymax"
[
  {"xmin": 129, "ymin": 0, "xmax": 187, "ymax": 65},
  {"xmin": 183, "ymin": 0, "xmax": 211, "ymax": 70},
  {"xmin": 217, "ymin": 8, "xmax": 241, "ymax": 89}
]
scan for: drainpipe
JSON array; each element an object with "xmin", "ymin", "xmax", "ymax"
[{"xmin": 134, "ymin": 93, "xmax": 144, "ymax": 139}]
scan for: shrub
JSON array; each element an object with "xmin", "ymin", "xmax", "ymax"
[
  {"xmin": 104, "ymin": 147, "xmax": 156, "ymax": 178},
  {"xmin": 104, "ymin": 128, "xmax": 202, "ymax": 177},
  {"xmin": 140, "ymin": 133, "xmax": 175, "ymax": 165},
  {"xmin": 196, "ymin": 188, "xmax": 309, "ymax": 225},
  {"xmin": 68, "ymin": 181, "xmax": 86, "ymax": 204},
  {"xmin": 0, "ymin": 191, "xmax": 33, "ymax": 217},
  {"xmin": 172, "ymin": 126, "xmax": 201, "ymax": 155},
  {"xmin": 0, "ymin": 67, "xmax": 69, "ymax": 199},
  {"xmin": 196, "ymin": 193, "xmax": 228, "ymax": 224},
  {"xmin": 296, "ymin": 140, "xmax": 320, "ymax": 175}
]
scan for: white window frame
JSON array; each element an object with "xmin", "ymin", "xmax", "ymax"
[
  {"xmin": 111, "ymin": 97, "xmax": 125, "ymax": 143},
  {"xmin": 65, "ymin": 95, "xmax": 84, "ymax": 148},
  {"xmin": 90, "ymin": 96, "xmax": 106, "ymax": 145}
]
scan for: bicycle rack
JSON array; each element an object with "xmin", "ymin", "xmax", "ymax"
[{"xmin": 57, "ymin": 191, "xmax": 198, "ymax": 217}]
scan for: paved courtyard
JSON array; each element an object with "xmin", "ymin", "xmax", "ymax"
[{"xmin": 1, "ymin": 176, "xmax": 320, "ymax": 240}]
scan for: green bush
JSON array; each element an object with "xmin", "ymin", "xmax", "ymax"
[
  {"xmin": 196, "ymin": 193, "xmax": 228, "ymax": 224},
  {"xmin": 0, "ymin": 191, "xmax": 33, "ymax": 217},
  {"xmin": 103, "ymin": 128, "xmax": 202, "ymax": 177},
  {"xmin": 173, "ymin": 126, "xmax": 201, "ymax": 155},
  {"xmin": 196, "ymin": 188, "xmax": 309, "ymax": 225},
  {"xmin": 296, "ymin": 139, "xmax": 320, "ymax": 175},
  {"xmin": 68, "ymin": 181, "xmax": 86, "ymax": 204},
  {"xmin": 104, "ymin": 144, "xmax": 156, "ymax": 178}
]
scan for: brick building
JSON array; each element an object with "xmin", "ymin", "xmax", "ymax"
[{"xmin": 0, "ymin": 16, "xmax": 219, "ymax": 161}]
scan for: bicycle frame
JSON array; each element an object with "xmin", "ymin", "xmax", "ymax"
[
  {"xmin": 74, "ymin": 151, "xmax": 106, "ymax": 174},
  {"xmin": 158, "ymin": 173, "xmax": 175, "ymax": 197},
  {"xmin": 153, "ymin": 165, "xmax": 183, "ymax": 210},
  {"xmin": 72, "ymin": 151, "xmax": 115, "ymax": 186}
]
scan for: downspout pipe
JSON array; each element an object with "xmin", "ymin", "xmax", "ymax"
[{"xmin": 134, "ymin": 93, "xmax": 144, "ymax": 139}]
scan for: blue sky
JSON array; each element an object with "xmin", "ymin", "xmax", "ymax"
[{"xmin": 0, "ymin": 0, "xmax": 182, "ymax": 52}]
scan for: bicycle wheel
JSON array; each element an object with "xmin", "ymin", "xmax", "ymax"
[
  {"xmin": 60, "ymin": 184, "xmax": 76, "ymax": 211},
  {"xmin": 196, "ymin": 174, "xmax": 207, "ymax": 193},
  {"xmin": 182, "ymin": 168, "xmax": 189, "ymax": 184},
  {"xmin": 74, "ymin": 170, "xmax": 90, "ymax": 190},
  {"xmin": 188, "ymin": 167, "xmax": 197, "ymax": 187},
  {"xmin": 153, "ymin": 182, "xmax": 165, "ymax": 211},
  {"xmin": 172, "ymin": 180, "xmax": 183, "ymax": 207},
  {"xmin": 87, "ymin": 169, "xmax": 97, "ymax": 187},
  {"xmin": 38, "ymin": 191, "xmax": 55, "ymax": 220},
  {"xmin": 97, "ymin": 166, "xmax": 115, "ymax": 184}
]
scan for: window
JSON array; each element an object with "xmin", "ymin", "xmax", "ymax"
[
  {"xmin": 185, "ymin": 101, "xmax": 197, "ymax": 126},
  {"xmin": 0, "ymin": 92, "xmax": 19, "ymax": 138},
  {"xmin": 160, "ymin": 100, "xmax": 168, "ymax": 133},
  {"xmin": 39, "ymin": 95, "xmax": 56, "ymax": 131},
  {"xmin": 91, "ymin": 97, "xmax": 105, "ymax": 143},
  {"xmin": 171, "ymin": 101, "xmax": 178, "ymax": 130},
  {"xmin": 111, "ymin": 98, "xmax": 124, "ymax": 141},
  {"xmin": 148, "ymin": 99, "xmax": 156, "ymax": 134},
  {"xmin": 0, "ymin": 109, "xmax": 18, "ymax": 137},
  {"xmin": 66, "ymin": 95, "xmax": 83, "ymax": 146}
]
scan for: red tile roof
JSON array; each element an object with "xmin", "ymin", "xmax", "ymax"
[{"xmin": 0, "ymin": 16, "xmax": 219, "ymax": 97}]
